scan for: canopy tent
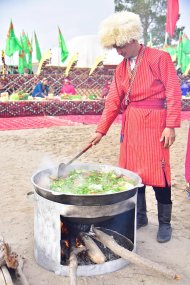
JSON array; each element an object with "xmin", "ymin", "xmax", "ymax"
[{"xmin": 50, "ymin": 35, "xmax": 123, "ymax": 67}]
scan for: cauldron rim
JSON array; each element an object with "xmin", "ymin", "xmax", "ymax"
[{"xmin": 31, "ymin": 163, "xmax": 142, "ymax": 197}]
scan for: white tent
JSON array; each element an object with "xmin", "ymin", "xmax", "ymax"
[{"xmin": 51, "ymin": 35, "xmax": 123, "ymax": 68}]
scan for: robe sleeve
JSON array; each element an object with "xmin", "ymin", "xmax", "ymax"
[
  {"xmin": 96, "ymin": 68, "xmax": 125, "ymax": 135},
  {"xmin": 157, "ymin": 52, "xmax": 181, "ymax": 128}
]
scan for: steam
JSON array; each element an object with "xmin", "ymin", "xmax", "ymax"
[
  {"xmin": 34, "ymin": 155, "xmax": 58, "ymax": 189},
  {"xmin": 37, "ymin": 155, "xmax": 57, "ymax": 172}
]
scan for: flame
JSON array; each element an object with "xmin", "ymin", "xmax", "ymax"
[
  {"xmin": 76, "ymin": 237, "xmax": 80, "ymax": 247},
  {"xmin": 64, "ymin": 240, "xmax": 69, "ymax": 248},
  {"xmin": 61, "ymin": 221, "xmax": 69, "ymax": 235}
]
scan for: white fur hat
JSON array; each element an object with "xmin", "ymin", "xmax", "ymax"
[{"xmin": 99, "ymin": 11, "xmax": 143, "ymax": 49}]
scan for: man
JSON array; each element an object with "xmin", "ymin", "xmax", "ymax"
[
  {"xmin": 32, "ymin": 78, "xmax": 49, "ymax": 98},
  {"xmin": 89, "ymin": 11, "xmax": 181, "ymax": 243}
]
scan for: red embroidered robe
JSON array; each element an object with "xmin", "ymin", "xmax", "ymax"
[{"xmin": 96, "ymin": 46, "xmax": 181, "ymax": 187}]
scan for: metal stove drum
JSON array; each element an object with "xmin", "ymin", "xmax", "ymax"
[{"xmin": 31, "ymin": 163, "xmax": 142, "ymax": 276}]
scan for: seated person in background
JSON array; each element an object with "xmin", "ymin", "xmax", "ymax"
[
  {"xmin": 100, "ymin": 80, "xmax": 111, "ymax": 99},
  {"xmin": 32, "ymin": 78, "xmax": 49, "ymax": 98},
  {"xmin": 181, "ymin": 80, "xmax": 189, "ymax": 96},
  {"xmin": 60, "ymin": 78, "xmax": 76, "ymax": 95}
]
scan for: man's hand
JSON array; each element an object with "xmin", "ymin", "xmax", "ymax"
[
  {"xmin": 160, "ymin": 127, "xmax": 176, "ymax": 148},
  {"xmin": 89, "ymin": 132, "xmax": 103, "ymax": 145}
]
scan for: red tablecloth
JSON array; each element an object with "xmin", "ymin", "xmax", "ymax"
[
  {"xmin": 0, "ymin": 99, "xmax": 190, "ymax": 118},
  {"xmin": 0, "ymin": 100, "xmax": 105, "ymax": 117}
]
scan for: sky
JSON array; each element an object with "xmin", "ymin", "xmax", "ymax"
[
  {"xmin": 177, "ymin": 0, "xmax": 190, "ymax": 36},
  {"xmin": 0, "ymin": 0, "xmax": 114, "ymax": 53},
  {"xmin": 0, "ymin": 0, "xmax": 190, "ymax": 63}
]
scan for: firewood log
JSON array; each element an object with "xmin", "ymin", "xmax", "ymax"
[
  {"xmin": 80, "ymin": 233, "xmax": 106, "ymax": 264},
  {"xmin": 92, "ymin": 227, "xmax": 180, "ymax": 281},
  {"xmin": 0, "ymin": 237, "xmax": 29, "ymax": 285},
  {"xmin": 69, "ymin": 248, "xmax": 78, "ymax": 285},
  {"xmin": 0, "ymin": 255, "xmax": 5, "ymax": 267},
  {"xmin": 1, "ymin": 240, "xmax": 18, "ymax": 269},
  {"xmin": 0, "ymin": 242, "xmax": 18, "ymax": 269},
  {"xmin": 69, "ymin": 246, "xmax": 86, "ymax": 285},
  {"xmin": 0, "ymin": 268, "xmax": 5, "ymax": 285},
  {"xmin": 0, "ymin": 238, "xmax": 5, "ymax": 267},
  {"xmin": 15, "ymin": 257, "xmax": 30, "ymax": 285},
  {"xmin": 0, "ymin": 265, "xmax": 14, "ymax": 285}
]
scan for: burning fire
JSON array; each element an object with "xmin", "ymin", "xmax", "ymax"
[
  {"xmin": 60, "ymin": 219, "xmax": 86, "ymax": 264},
  {"xmin": 61, "ymin": 221, "xmax": 69, "ymax": 235}
]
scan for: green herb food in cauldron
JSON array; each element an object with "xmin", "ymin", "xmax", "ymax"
[{"xmin": 50, "ymin": 170, "xmax": 136, "ymax": 195}]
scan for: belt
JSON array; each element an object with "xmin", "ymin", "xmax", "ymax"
[
  {"xmin": 120, "ymin": 98, "xmax": 166, "ymax": 143},
  {"xmin": 129, "ymin": 99, "xmax": 165, "ymax": 109}
]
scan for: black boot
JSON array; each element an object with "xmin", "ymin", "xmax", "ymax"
[
  {"xmin": 137, "ymin": 192, "xmax": 148, "ymax": 229},
  {"xmin": 157, "ymin": 203, "xmax": 172, "ymax": 243}
]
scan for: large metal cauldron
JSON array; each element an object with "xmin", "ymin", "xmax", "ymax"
[
  {"xmin": 31, "ymin": 163, "xmax": 142, "ymax": 224},
  {"xmin": 32, "ymin": 163, "xmax": 142, "ymax": 205}
]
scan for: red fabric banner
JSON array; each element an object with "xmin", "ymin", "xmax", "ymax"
[{"xmin": 166, "ymin": 0, "xmax": 179, "ymax": 36}]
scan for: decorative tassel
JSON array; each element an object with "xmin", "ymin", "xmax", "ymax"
[{"xmin": 120, "ymin": 133, "xmax": 124, "ymax": 143}]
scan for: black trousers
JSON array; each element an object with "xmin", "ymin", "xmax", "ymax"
[{"xmin": 138, "ymin": 185, "xmax": 172, "ymax": 204}]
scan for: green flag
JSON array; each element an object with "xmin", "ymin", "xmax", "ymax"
[
  {"xmin": 5, "ymin": 20, "xmax": 21, "ymax": 57},
  {"xmin": 18, "ymin": 37, "xmax": 28, "ymax": 74},
  {"xmin": 27, "ymin": 36, "xmax": 33, "ymax": 73},
  {"xmin": 163, "ymin": 45, "xmax": 176, "ymax": 56},
  {"xmin": 21, "ymin": 31, "xmax": 30, "ymax": 54},
  {"xmin": 177, "ymin": 32, "xmax": 190, "ymax": 73},
  {"xmin": 177, "ymin": 32, "xmax": 184, "ymax": 70},
  {"xmin": 58, "ymin": 27, "xmax": 69, "ymax": 63},
  {"xmin": 34, "ymin": 32, "xmax": 42, "ymax": 62},
  {"xmin": 182, "ymin": 34, "xmax": 190, "ymax": 55}
]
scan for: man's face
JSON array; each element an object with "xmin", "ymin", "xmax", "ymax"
[{"xmin": 113, "ymin": 40, "xmax": 136, "ymax": 59}]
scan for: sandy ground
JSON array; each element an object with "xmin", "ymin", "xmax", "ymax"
[{"xmin": 0, "ymin": 120, "xmax": 190, "ymax": 285}]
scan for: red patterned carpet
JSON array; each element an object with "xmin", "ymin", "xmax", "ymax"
[{"xmin": 0, "ymin": 112, "xmax": 190, "ymax": 131}]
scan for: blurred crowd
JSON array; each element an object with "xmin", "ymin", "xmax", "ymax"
[{"xmin": 177, "ymin": 70, "xmax": 190, "ymax": 97}]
